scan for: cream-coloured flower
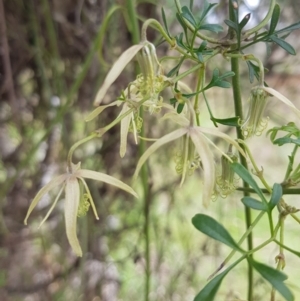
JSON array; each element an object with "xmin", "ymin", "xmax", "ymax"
[
  {"xmin": 24, "ymin": 162, "xmax": 138, "ymax": 257},
  {"xmin": 87, "ymin": 41, "xmax": 172, "ymax": 157},
  {"xmin": 241, "ymin": 85, "xmax": 300, "ymax": 138},
  {"xmin": 133, "ymin": 106, "xmax": 246, "ymax": 207}
]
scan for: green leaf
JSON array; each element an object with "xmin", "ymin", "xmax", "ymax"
[
  {"xmin": 269, "ymin": 183, "xmax": 282, "ymax": 210},
  {"xmin": 175, "ymin": 32, "xmax": 187, "ymax": 49},
  {"xmin": 192, "ymin": 214, "xmax": 243, "ymax": 252},
  {"xmin": 194, "ymin": 266, "xmax": 229, "ymax": 301},
  {"xmin": 239, "ymin": 13, "xmax": 251, "ymax": 30},
  {"xmin": 275, "ymin": 21, "xmax": 300, "ymax": 35},
  {"xmin": 167, "ymin": 58, "xmax": 184, "ymax": 77},
  {"xmin": 270, "ymin": 35, "xmax": 296, "ymax": 55},
  {"xmin": 205, "ymin": 69, "xmax": 234, "ymax": 90},
  {"xmin": 224, "ymin": 19, "xmax": 238, "ymax": 32},
  {"xmin": 161, "ymin": 7, "xmax": 171, "ymax": 38},
  {"xmin": 274, "ymin": 136, "xmax": 300, "ymax": 146},
  {"xmin": 177, "ymin": 103, "xmax": 185, "ymax": 114},
  {"xmin": 199, "ymin": 0, "xmax": 218, "ymax": 23},
  {"xmin": 181, "ymin": 6, "xmax": 198, "ymax": 28},
  {"xmin": 199, "ymin": 23, "xmax": 223, "ymax": 33},
  {"xmin": 246, "ymin": 60, "xmax": 260, "ymax": 83},
  {"xmin": 269, "ymin": 4, "xmax": 280, "ymax": 35},
  {"xmin": 231, "ymin": 163, "xmax": 267, "ymax": 203},
  {"xmin": 250, "ymin": 260, "xmax": 294, "ymax": 301},
  {"xmin": 176, "ymin": 13, "xmax": 188, "ymax": 37},
  {"xmin": 211, "ymin": 117, "xmax": 239, "ymax": 127},
  {"xmin": 275, "ymin": 241, "xmax": 300, "ymax": 258},
  {"xmin": 242, "ymin": 197, "xmax": 267, "ymax": 211}
]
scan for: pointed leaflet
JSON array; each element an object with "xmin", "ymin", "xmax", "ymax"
[
  {"xmin": 269, "ymin": 183, "xmax": 282, "ymax": 211},
  {"xmin": 242, "ymin": 196, "xmax": 267, "ymax": 211},
  {"xmin": 192, "ymin": 214, "xmax": 244, "ymax": 252},
  {"xmin": 250, "ymin": 259, "xmax": 294, "ymax": 301},
  {"xmin": 65, "ymin": 177, "xmax": 82, "ymax": 257},
  {"xmin": 231, "ymin": 162, "xmax": 266, "ymax": 203},
  {"xmin": 94, "ymin": 44, "xmax": 144, "ymax": 105},
  {"xmin": 269, "ymin": 4, "xmax": 280, "ymax": 35},
  {"xmin": 194, "ymin": 266, "xmax": 230, "ymax": 301},
  {"xmin": 269, "ymin": 35, "xmax": 296, "ymax": 55}
]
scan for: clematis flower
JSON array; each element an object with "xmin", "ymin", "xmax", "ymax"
[
  {"xmin": 241, "ymin": 85, "xmax": 300, "ymax": 138},
  {"xmin": 24, "ymin": 162, "xmax": 138, "ymax": 257},
  {"xmin": 215, "ymin": 147, "xmax": 239, "ymax": 198},
  {"xmin": 133, "ymin": 105, "xmax": 246, "ymax": 207},
  {"xmin": 87, "ymin": 41, "xmax": 172, "ymax": 157}
]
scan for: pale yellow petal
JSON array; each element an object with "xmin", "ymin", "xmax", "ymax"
[
  {"xmin": 78, "ymin": 169, "xmax": 138, "ymax": 198},
  {"xmin": 263, "ymin": 86, "xmax": 300, "ymax": 117},
  {"xmin": 119, "ymin": 104, "xmax": 132, "ymax": 157},
  {"xmin": 94, "ymin": 44, "xmax": 145, "ymax": 106},
  {"xmin": 24, "ymin": 174, "xmax": 67, "ymax": 225},
  {"xmin": 65, "ymin": 177, "xmax": 82, "ymax": 257},
  {"xmin": 189, "ymin": 128, "xmax": 215, "ymax": 207},
  {"xmin": 38, "ymin": 185, "xmax": 65, "ymax": 229},
  {"xmin": 199, "ymin": 127, "xmax": 247, "ymax": 158},
  {"xmin": 133, "ymin": 128, "xmax": 188, "ymax": 180},
  {"xmin": 85, "ymin": 101, "xmax": 120, "ymax": 122}
]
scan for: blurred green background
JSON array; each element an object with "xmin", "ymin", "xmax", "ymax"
[{"xmin": 1, "ymin": 0, "xmax": 300, "ymax": 300}]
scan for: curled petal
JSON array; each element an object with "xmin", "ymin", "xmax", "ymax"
[
  {"xmin": 65, "ymin": 177, "xmax": 82, "ymax": 257},
  {"xmin": 189, "ymin": 128, "xmax": 215, "ymax": 207},
  {"xmin": 24, "ymin": 174, "xmax": 67, "ymax": 225},
  {"xmin": 199, "ymin": 127, "xmax": 247, "ymax": 159},
  {"xmin": 133, "ymin": 128, "xmax": 188, "ymax": 180},
  {"xmin": 77, "ymin": 169, "xmax": 138, "ymax": 198},
  {"xmin": 85, "ymin": 101, "xmax": 120, "ymax": 122},
  {"xmin": 94, "ymin": 44, "xmax": 145, "ymax": 106},
  {"xmin": 263, "ymin": 86, "xmax": 300, "ymax": 117}
]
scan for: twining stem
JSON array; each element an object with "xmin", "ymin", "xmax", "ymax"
[
  {"xmin": 67, "ymin": 133, "xmax": 98, "ymax": 171},
  {"xmin": 229, "ymin": 3, "xmax": 253, "ymax": 300},
  {"xmin": 127, "ymin": 1, "xmax": 151, "ymax": 300},
  {"xmin": 243, "ymin": 0, "xmax": 276, "ymax": 37}
]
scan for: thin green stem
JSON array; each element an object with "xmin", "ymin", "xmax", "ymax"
[
  {"xmin": 127, "ymin": 1, "xmax": 151, "ymax": 300},
  {"xmin": 208, "ymin": 211, "xmax": 265, "ymax": 280},
  {"xmin": 67, "ymin": 133, "xmax": 98, "ymax": 171},
  {"xmin": 229, "ymin": 2, "xmax": 253, "ymax": 299}
]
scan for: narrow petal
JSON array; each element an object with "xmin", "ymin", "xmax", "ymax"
[
  {"xmin": 160, "ymin": 111, "xmax": 190, "ymax": 127},
  {"xmin": 198, "ymin": 127, "xmax": 247, "ymax": 158},
  {"xmin": 77, "ymin": 170, "xmax": 138, "ymax": 198},
  {"xmin": 119, "ymin": 104, "xmax": 132, "ymax": 157},
  {"xmin": 94, "ymin": 44, "xmax": 145, "ymax": 106},
  {"xmin": 85, "ymin": 101, "xmax": 120, "ymax": 122},
  {"xmin": 133, "ymin": 128, "xmax": 188, "ymax": 180},
  {"xmin": 263, "ymin": 86, "xmax": 300, "ymax": 117},
  {"xmin": 65, "ymin": 177, "xmax": 82, "ymax": 257},
  {"xmin": 24, "ymin": 174, "xmax": 67, "ymax": 225},
  {"xmin": 38, "ymin": 185, "xmax": 65, "ymax": 228},
  {"xmin": 189, "ymin": 128, "xmax": 215, "ymax": 207}
]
